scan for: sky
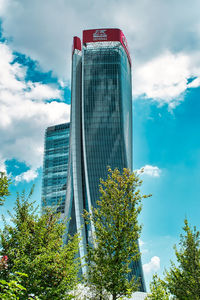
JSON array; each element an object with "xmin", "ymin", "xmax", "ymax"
[{"xmin": 0, "ymin": 0, "xmax": 200, "ymax": 291}]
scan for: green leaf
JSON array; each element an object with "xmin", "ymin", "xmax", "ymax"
[{"xmin": 84, "ymin": 168, "xmax": 150, "ymax": 300}]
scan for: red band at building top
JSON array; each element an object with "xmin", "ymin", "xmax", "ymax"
[
  {"xmin": 72, "ymin": 36, "xmax": 81, "ymax": 54},
  {"xmin": 82, "ymin": 28, "xmax": 131, "ymax": 65}
]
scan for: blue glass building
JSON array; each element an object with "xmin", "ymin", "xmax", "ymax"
[
  {"xmin": 64, "ymin": 29, "xmax": 145, "ymax": 290},
  {"xmin": 42, "ymin": 123, "xmax": 70, "ymax": 216}
]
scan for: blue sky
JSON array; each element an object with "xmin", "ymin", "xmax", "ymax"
[{"xmin": 0, "ymin": 0, "xmax": 200, "ymax": 291}]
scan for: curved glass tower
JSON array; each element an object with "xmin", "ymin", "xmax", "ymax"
[
  {"xmin": 82, "ymin": 30, "xmax": 132, "ymax": 211},
  {"xmin": 65, "ymin": 29, "xmax": 145, "ymax": 290}
]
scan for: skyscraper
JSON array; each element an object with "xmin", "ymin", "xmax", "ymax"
[
  {"xmin": 65, "ymin": 28, "xmax": 145, "ymax": 290},
  {"xmin": 42, "ymin": 123, "xmax": 70, "ymax": 216}
]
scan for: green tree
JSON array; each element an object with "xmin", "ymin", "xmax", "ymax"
[
  {"xmin": 165, "ymin": 219, "xmax": 200, "ymax": 299},
  {"xmin": 0, "ymin": 188, "xmax": 80, "ymax": 299},
  {"xmin": 0, "ymin": 172, "xmax": 27, "ymax": 299},
  {"xmin": 0, "ymin": 172, "xmax": 10, "ymax": 206},
  {"xmin": 147, "ymin": 219, "xmax": 200, "ymax": 300},
  {"xmin": 84, "ymin": 168, "xmax": 150, "ymax": 300},
  {"xmin": 0, "ymin": 272, "xmax": 27, "ymax": 300},
  {"xmin": 146, "ymin": 274, "xmax": 171, "ymax": 300}
]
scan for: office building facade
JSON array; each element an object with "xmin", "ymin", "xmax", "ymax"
[
  {"xmin": 42, "ymin": 123, "xmax": 70, "ymax": 215},
  {"xmin": 64, "ymin": 28, "xmax": 145, "ymax": 290}
]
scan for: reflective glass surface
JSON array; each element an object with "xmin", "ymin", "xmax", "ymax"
[
  {"xmin": 65, "ymin": 40, "xmax": 145, "ymax": 291},
  {"xmin": 83, "ymin": 45, "xmax": 132, "ymax": 208},
  {"xmin": 42, "ymin": 123, "xmax": 70, "ymax": 213}
]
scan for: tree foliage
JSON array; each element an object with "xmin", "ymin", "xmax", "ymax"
[
  {"xmin": 0, "ymin": 172, "xmax": 10, "ymax": 206},
  {"xmin": 147, "ymin": 219, "xmax": 200, "ymax": 300},
  {"xmin": 84, "ymin": 168, "xmax": 150, "ymax": 300},
  {"xmin": 0, "ymin": 272, "xmax": 27, "ymax": 300},
  {"xmin": 0, "ymin": 188, "xmax": 80, "ymax": 299},
  {"xmin": 146, "ymin": 274, "xmax": 171, "ymax": 300},
  {"xmin": 165, "ymin": 219, "xmax": 200, "ymax": 299}
]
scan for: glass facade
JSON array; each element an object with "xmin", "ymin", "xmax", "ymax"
[
  {"xmin": 65, "ymin": 48, "xmax": 87, "ymax": 271},
  {"xmin": 42, "ymin": 123, "xmax": 70, "ymax": 215},
  {"xmin": 82, "ymin": 44, "xmax": 132, "ymax": 209},
  {"xmin": 64, "ymin": 30, "xmax": 146, "ymax": 291}
]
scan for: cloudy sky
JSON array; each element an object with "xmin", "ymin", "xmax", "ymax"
[{"xmin": 0, "ymin": 0, "xmax": 200, "ymax": 290}]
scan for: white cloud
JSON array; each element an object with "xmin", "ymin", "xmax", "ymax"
[
  {"xmin": 139, "ymin": 239, "xmax": 145, "ymax": 247},
  {"xmin": 0, "ymin": 0, "xmax": 9, "ymax": 16},
  {"xmin": 0, "ymin": 0, "xmax": 200, "ymax": 180},
  {"xmin": 143, "ymin": 256, "xmax": 160, "ymax": 274},
  {"xmin": 133, "ymin": 50, "xmax": 200, "ymax": 107},
  {"xmin": 0, "ymin": 157, "xmax": 6, "ymax": 173},
  {"xmin": 133, "ymin": 51, "xmax": 191, "ymax": 106},
  {"xmin": 0, "ymin": 42, "xmax": 70, "ymax": 177},
  {"xmin": 0, "ymin": 0, "xmax": 200, "ymax": 109},
  {"xmin": 2, "ymin": 0, "xmax": 200, "ymax": 85},
  {"xmin": 139, "ymin": 239, "xmax": 149, "ymax": 254},
  {"xmin": 187, "ymin": 77, "xmax": 200, "ymax": 88},
  {"xmin": 136, "ymin": 165, "xmax": 161, "ymax": 177},
  {"xmin": 25, "ymin": 82, "xmax": 61, "ymax": 101},
  {"xmin": 15, "ymin": 169, "xmax": 38, "ymax": 183}
]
